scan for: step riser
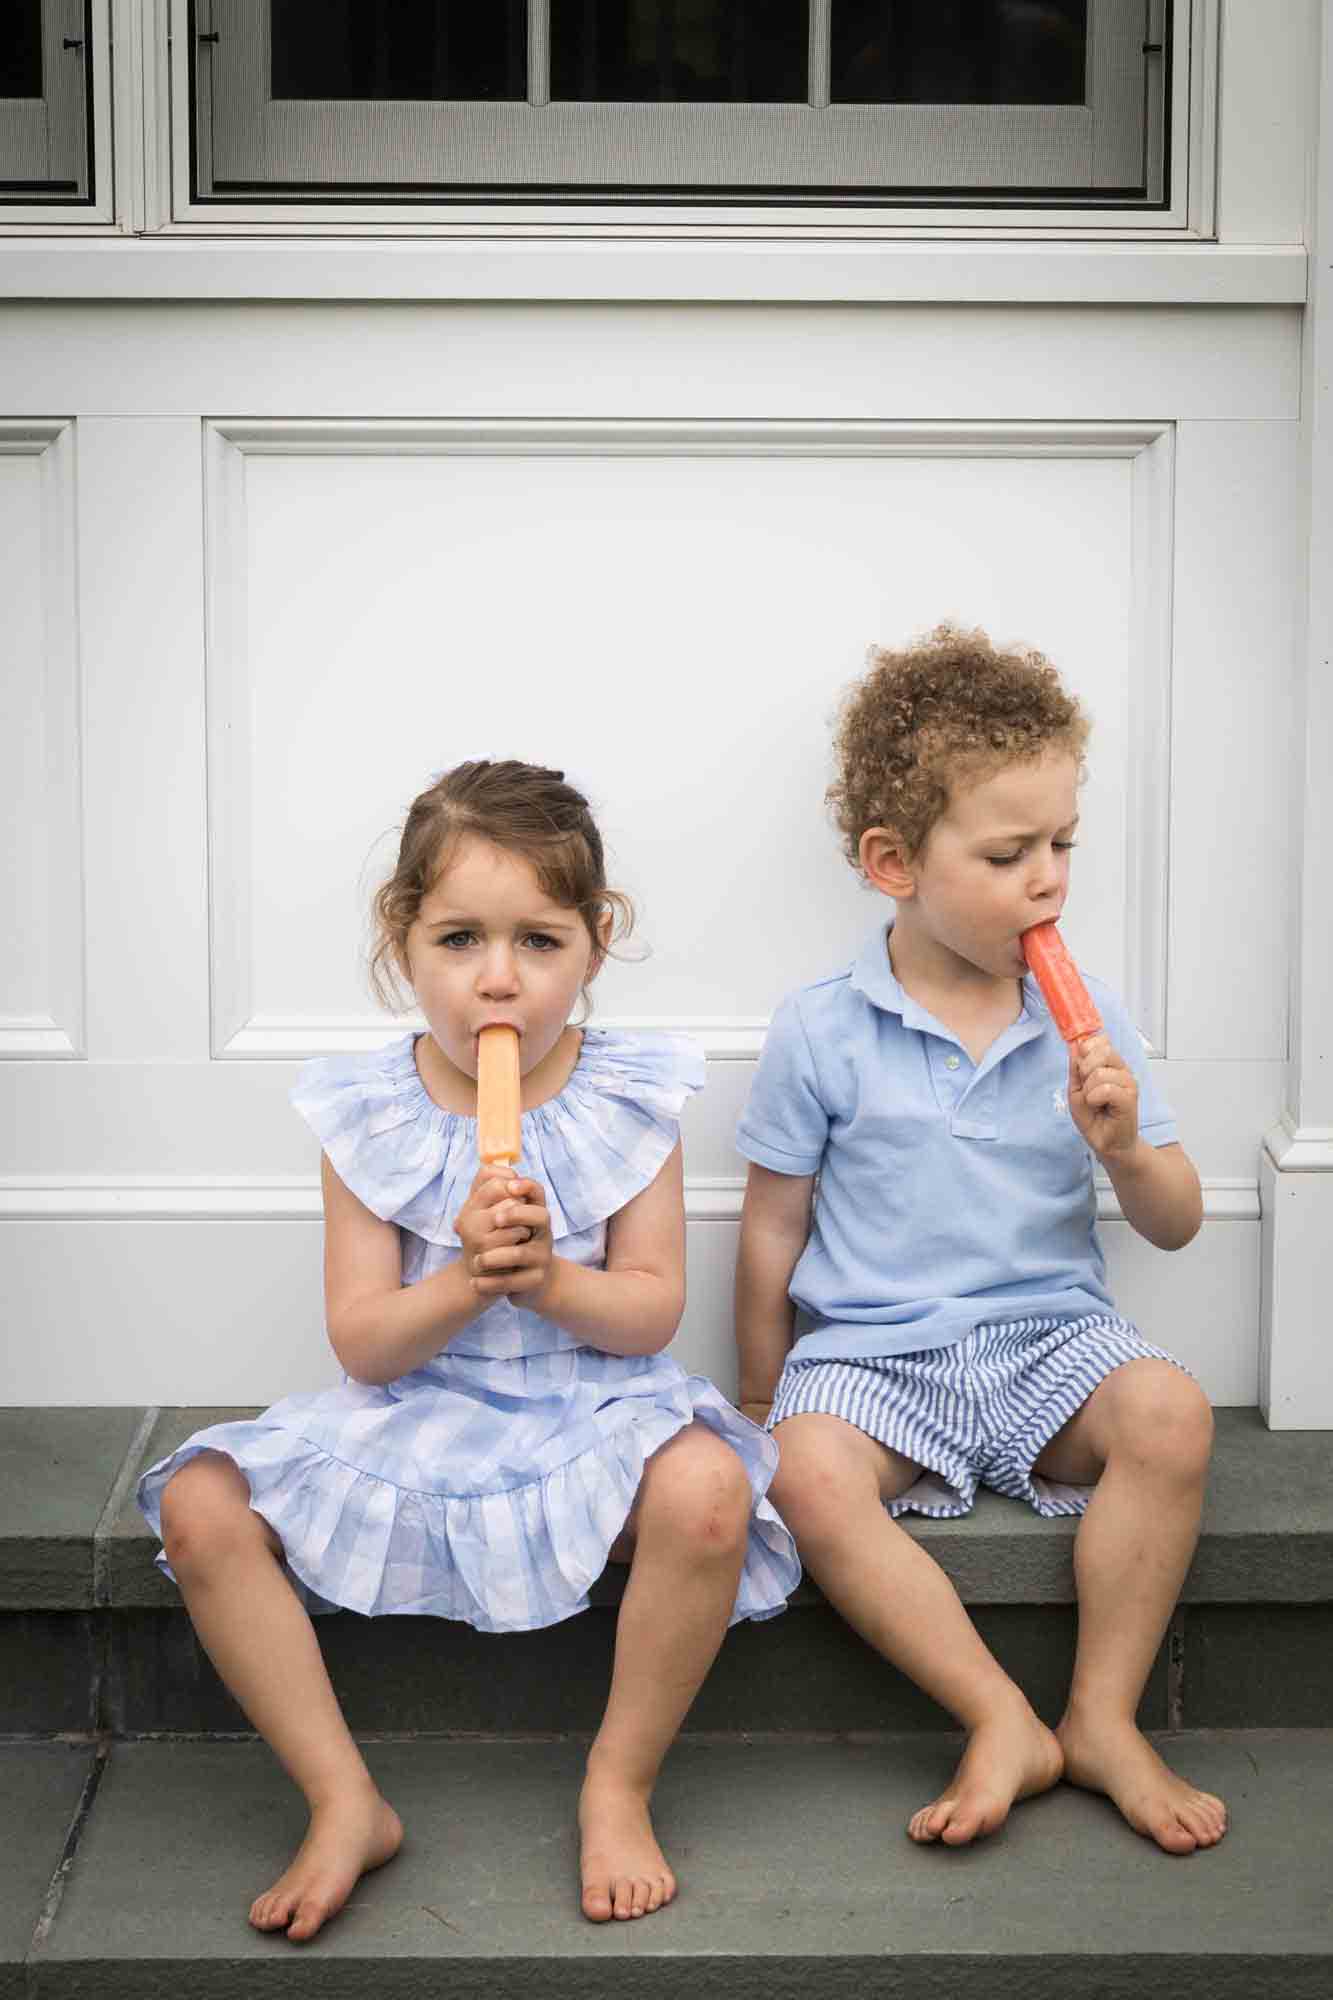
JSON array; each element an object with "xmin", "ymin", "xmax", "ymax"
[{"xmin": 10, "ymin": 1602, "xmax": 1333, "ymax": 1737}]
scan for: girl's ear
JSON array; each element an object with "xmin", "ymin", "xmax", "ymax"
[
  {"xmin": 587, "ymin": 907, "xmax": 615, "ymax": 980},
  {"xmin": 858, "ymin": 826, "xmax": 918, "ymax": 901}
]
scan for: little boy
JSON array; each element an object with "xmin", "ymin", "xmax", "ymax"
[{"xmin": 735, "ymin": 625, "xmax": 1225, "ymax": 1854}]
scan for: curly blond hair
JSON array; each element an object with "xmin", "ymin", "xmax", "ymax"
[{"xmin": 827, "ymin": 623, "xmax": 1090, "ymax": 868}]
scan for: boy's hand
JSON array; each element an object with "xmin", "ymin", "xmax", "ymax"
[
  {"xmin": 458, "ymin": 1167, "xmax": 553, "ymax": 1302},
  {"xmin": 1067, "ymin": 1032, "xmax": 1139, "ymax": 1163}
]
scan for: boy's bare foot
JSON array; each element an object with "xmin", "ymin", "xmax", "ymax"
[
  {"xmin": 1057, "ymin": 1710, "xmax": 1227, "ymax": 1853},
  {"xmin": 578, "ymin": 1772, "xmax": 677, "ymax": 1922},
  {"xmin": 249, "ymin": 1786, "xmax": 404, "ymax": 1943},
  {"xmin": 909, "ymin": 1696, "xmax": 1064, "ymax": 1846}
]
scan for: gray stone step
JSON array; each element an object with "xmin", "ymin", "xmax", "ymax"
[
  {"xmin": 4, "ymin": 1407, "xmax": 1332, "ymax": 1735},
  {"xmin": 8, "ymin": 1732, "xmax": 1331, "ymax": 1999}
]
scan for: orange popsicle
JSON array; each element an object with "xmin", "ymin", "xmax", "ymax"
[
  {"xmin": 476, "ymin": 1025, "xmax": 521, "ymax": 1165},
  {"xmin": 1021, "ymin": 922, "xmax": 1102, "ymax": 1044}
]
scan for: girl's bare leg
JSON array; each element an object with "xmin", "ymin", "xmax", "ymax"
[
  {"xmin": 1033, "ymin": 1359, "xmax": 1227, "ymax": 1853},
  {"xmin": 159, "ymin": 1452, "xmax": 403, "ymax": 1941},
  {"xmin": 580, "ymin": 1425, "xmax": 751, "ymax": 1922},
  {"xmin": 771, "ymin": 1414, "xmax": 1062, "ymax": 1846}
]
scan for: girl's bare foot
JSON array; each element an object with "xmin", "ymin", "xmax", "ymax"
[
  {"xmin": 909, "ymin": 1695, "xmax": 1064, "ymax": 1845},
  {"xmin": 578, "ymin": 1772, "xmax": 677, "ymax": 1922},
  {"xmin": 1057, "ymin": 1709, "xmax": 1227, "ymax": 1853},
  {"xmin": 249, "ymin": 1785, "xmax": 404, "ymax": 1943}
]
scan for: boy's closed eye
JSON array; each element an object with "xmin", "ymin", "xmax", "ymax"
[{"xmin": 986, "ymin": 840, "xmax": 1079, "ymax": 868}]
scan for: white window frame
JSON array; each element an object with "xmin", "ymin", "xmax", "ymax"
[
  {"xmin": 0, "ymin": 0, "xmax": 116, "ymax": 224},
  {"xmin": 156, "ymin": 0, "xmax": 1210, "ymax": 236}
]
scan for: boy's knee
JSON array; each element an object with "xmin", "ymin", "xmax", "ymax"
[
  {"xmin": 1108, "ymin": 1364, "xmax": 1213, "ymax": 1478},
  {"xmin": 769, "ymin": 1417, "xmax": 876, "ymax": 1542}
]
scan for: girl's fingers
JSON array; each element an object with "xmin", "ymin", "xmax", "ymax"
[{"xmin": 492, "ymin": 1199, "xmax": 548, "ymax": 1235}]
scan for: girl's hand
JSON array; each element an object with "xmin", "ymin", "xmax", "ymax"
[
  {"xmin": 1067, "ymin": 1032, "xmax": 1139, "ymax": 1164},
  {"xmin": 457, "ymin": 1167, "xmax": 553, "ymax": 1302}
]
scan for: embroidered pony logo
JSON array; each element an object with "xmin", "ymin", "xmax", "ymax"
[{"xmin": 1052, "ymin": 1087, "xmax": 1068, "ymax": 1116}]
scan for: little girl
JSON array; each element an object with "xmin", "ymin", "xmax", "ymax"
[{"xmin": 138, "ymin": 759, "xmax": 798, "ymax": 1941}]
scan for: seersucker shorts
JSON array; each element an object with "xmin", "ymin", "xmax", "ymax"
[{"xmin": 768, "ymin": 1313, "xmax": 1188, "ymax": 1519}]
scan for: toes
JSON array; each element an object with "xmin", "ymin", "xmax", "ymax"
[
  {"xmin": 250, "ymin": 1891, "xmax": 292, "ymax": 1932},
  {"xmin": 1146, "ymin": 1813, "xmax": 1198, "ymax": 1855},
  {"xmin": 611, "ymin": 1874, "xmax": 636, "ymax": 1921},
  {"xmin": 581, "ymin": 1880, "xmax": 613, "ymax": 1923},
  {"xmin": 286, "ymin": 1894, "xmax": 331, "ymax": 1942}
]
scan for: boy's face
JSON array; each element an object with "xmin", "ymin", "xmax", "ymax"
[{"xmin": 902, "ymin": 751, "xmax": 1081, "ymax": 980}]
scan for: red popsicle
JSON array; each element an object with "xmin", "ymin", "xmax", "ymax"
[{"xmin": 1021, "ymin": 922, "xmax": 1102, "ymax": 1043}]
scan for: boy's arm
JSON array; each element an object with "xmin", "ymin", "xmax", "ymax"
[
  {"xmin": 735, "ymin": 1162, "xmax": 816, "ymax": 1423},
  {"xmin": 1098, "ymin": 1138, "xmax": 1203, "ymax": 1252},
  {"xmin": 1068, "ymin": 1034, "xmax": 1202, "ymax": 1251}
]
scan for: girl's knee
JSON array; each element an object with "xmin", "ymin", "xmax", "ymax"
[
  {"xmin": 639, "ymin": 1431, "xmax": 751, "ymax": 1557},
  {"xmin": 158, "ymin": 1454, "xmax": 274, "ymax": 1573}
]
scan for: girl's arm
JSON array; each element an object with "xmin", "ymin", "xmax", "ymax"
[
  {"xmin": 321, "ymin": 1154, "xmax": 500, "ymax": 1386},
  {"xmin": 734, "ymin": 1163, "xmax": 815, "ymax": 1423},
  {"xmin": 500, "ymin": 1141, "xmax": 687, "ymax": 1357}
]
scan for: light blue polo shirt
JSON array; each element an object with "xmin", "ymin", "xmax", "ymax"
[{"xmin": 736, "ymin": 922, "xmax": 1177, "ymax": 1364}]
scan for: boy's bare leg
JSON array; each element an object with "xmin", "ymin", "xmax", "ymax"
[
  {"xmin": 160, "ymin": 1453, "xmax": 403, "ymax": 1942},
  {"xmin": 771, "ymin": 1414, "xmax": 1062, "ymax": 1846},
  {"xmin": 580, "ymin": 1425, "xmax": 751, "ymax": 1922},
  {"xmin": 1033, "ymin": 1358, "xmax": 1227, "ymax": 1854}
]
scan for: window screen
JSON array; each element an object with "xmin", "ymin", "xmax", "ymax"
[{"xmin": 192, "ymin": 0, "xmax": 1169, "ymax": 206}]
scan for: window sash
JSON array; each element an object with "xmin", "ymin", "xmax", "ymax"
[
  {"xmin": 196, "ymin": 0, "xmax": 1158, "ymax": 200},
  {"xmin": 0, "ymin": 0, "xmax": 90, "ymax": 196}
]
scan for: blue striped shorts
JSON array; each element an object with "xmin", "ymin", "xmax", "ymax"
[{"xmin": 768, "ymin": 1314, "xmax": 1186, "ymax": 1520}]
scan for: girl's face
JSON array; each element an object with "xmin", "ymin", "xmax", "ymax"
[
  {"xmin": 900, "ymin": 751, "xmax": 1081, "ymax": 980},
  {"xmin": 403, "ymin": 837, "xmax": 600, "ymax": 1081}
]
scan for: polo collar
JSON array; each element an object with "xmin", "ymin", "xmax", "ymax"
[{"xmin": 850, "ymin": 920, "xmax": 1049, "ymax": 1049}]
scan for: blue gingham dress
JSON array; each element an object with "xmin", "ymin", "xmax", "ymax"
[{"xmin": 137, "ymin": 1028, "xmax": 798, "ymax": 1633}]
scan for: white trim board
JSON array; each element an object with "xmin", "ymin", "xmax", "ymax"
[{"xmin": 0, "ymin": 1176, "xmax": 1261, "ymax": 1223}]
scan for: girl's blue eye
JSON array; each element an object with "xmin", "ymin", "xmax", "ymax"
[
  {"xmin": 525, "ymin": 932, "xmax": 561, "ymax": 952},
  {"xmin": 1054, "ymin": 840, "xmax": 1079, "ymax": 852},
  {"xmin": 438, "ymin": 930, "xmax": 475, "ymax": 949}
]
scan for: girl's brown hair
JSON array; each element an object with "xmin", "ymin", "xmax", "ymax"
[
  {"xmin": 827, "ymin": 622, "xmax": 1090, "ymax": 867},
  {"xmin": 368, "ymin": 760, "xmax": 633, "ymax": 1011}
]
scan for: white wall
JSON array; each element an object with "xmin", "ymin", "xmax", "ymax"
[{"xmin": 0, "ymin": 298, "xmax": 1300, "ymax": 1407}]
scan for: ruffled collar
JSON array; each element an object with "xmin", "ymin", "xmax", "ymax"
[{"xmin": 292, "ymin": 1027, "xmax": 704, "ymax": 1247}]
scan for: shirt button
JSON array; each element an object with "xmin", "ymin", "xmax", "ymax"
[{"xmin": 945, "ymin": 1054, "xmax": 961, "ymax": 1070}]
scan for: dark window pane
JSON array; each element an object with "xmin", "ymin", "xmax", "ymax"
[
  {"xmin": 832, "ymin": 0, "xmax": 1086, "ymax": 105},
  {"xmin": 552, "ymin": 0, "xmax": 807, "ymax": 103},
  {"xmin": 271, "ymin": 0, "xmax": 527, "ymax": 101},
  {"xmin": 0, "ymin": 1, "xmax": 43, "ymax": 98}
]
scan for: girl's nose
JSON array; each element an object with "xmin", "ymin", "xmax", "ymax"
[{"xmin": 477, "ymin": 946, "xmax": 519, "ymax": 997}]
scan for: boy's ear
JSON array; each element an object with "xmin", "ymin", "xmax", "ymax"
[{"xmin": 859, "ymin": 826, "xmax": 918, "ymax": 900}]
